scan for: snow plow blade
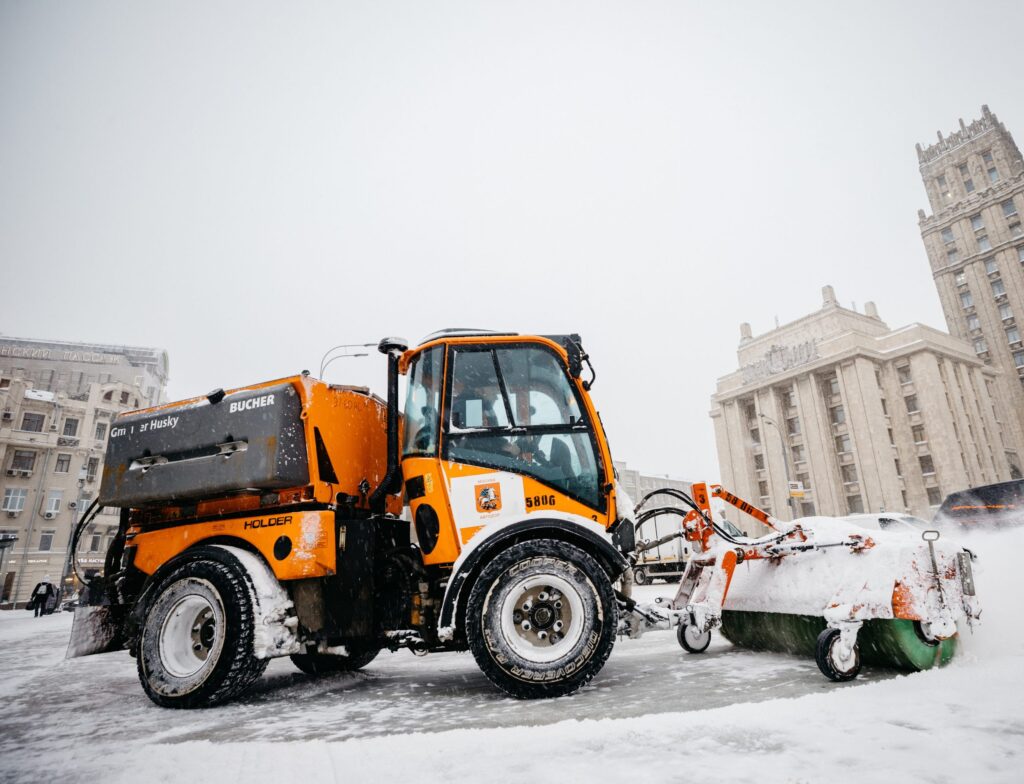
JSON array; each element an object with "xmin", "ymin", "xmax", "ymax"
[
  {"xmin": 720, "ymin": 612, "xmax": 956, "ymax": 671},
  {"xmin": 66, "ymin": 605, "xmax": 128, "ymax": 658}
]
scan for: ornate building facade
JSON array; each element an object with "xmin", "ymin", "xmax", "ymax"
[
  {"xmin": 917, "ymin": 105, "xmax": 1024, "ymax": 473},
  {"xmin": 710, "ymin": 287, "xmax": 1016, "ymax": 528}
]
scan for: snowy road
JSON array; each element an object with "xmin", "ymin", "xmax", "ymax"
[{"xmin": 2, "ymin": 531, "xmax": 1021, "ymax": 783}]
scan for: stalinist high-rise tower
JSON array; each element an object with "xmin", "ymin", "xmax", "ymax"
[{"xmin": 917, "ymin": 105, "xmax": 1024, "ymax": 478}]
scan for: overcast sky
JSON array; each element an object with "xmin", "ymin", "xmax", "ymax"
[{"xmin": 2, "ymin": 1, "xmax": 1022, "ymax": 481}]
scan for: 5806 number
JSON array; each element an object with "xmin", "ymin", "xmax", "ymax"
[{"xmin": 525, "ymin": 494, "xmax": 555, "ymax": 509}]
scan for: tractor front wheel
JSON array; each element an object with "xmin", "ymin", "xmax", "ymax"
[{"xmin": 466, "ymin": 539, "xmax": 617, "ymax": 699}]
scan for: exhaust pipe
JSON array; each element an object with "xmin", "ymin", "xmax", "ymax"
[{"xmin": 369, "ymin": 337, "xmax": 408, "ymax": 512}]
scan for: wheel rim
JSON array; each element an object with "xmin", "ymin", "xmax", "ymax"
[
  {"xmin": 683, "ymin": 624, "xmax": 710, "ymax": 649},
  {"xmin": 158, "ymin": 584, "xmax": 225, "ymax": 679},
  {"xmin": 828, "ymin": 634, "xmax": 857, "ymax": 674},
  {"xmin": 634, "ymin": 570, "xmax": 646, "ymax": 585},
  {"xmin": 499, "ymin": 573, "xmax": 586, "ymax": 664}
]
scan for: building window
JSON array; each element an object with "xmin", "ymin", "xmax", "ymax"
[
  {"xmin": 753, "ymin": 453, "xmax": 765, "ymax": 470},
  {"xmin": 927, "ymin": 486, "xmax": 942, "ymax": 505},
  {"xmin": 120, "ymin": 391, "xmax": 130, "ymax": 405},
  {"xmin": 45, "ymin": 490, "xmax": 63, "ymax": 514},
  {"xmin": 941, "ymin": 227, "xmax": 954, "ymax": 243},
  {"xmin": 967, "ymin": 313, "xmax": 981, "ymax": 330},
  {"xmin": 974, "ymin": 337, "xmax": 988, "ymax": 355},
  {"xmin": 840, "ymin": 463, "xmax": 858, "ymax": 483},
  {"xmin": 988, "ymin": 167, "xmax": 999, "ymax": 183},
  {"xmin": 1003, "ymin": 199, "xmax": 1018, "ymax": 218},
  {"xmin": 896, "ymin": 365, "xmax": 912, "ymax": 384},
  {"xmin": 95, "ymin": 422, "xmax": 107, "ymax": 441},
  {"xmin": 983, "ymin": 150, "xmax": 994, "ymax": 165},
  {"xmin": 791, "ymin": 444, "xmax": 805, "ymax": 464},
  {"xmin": 880, "ymin": 397, "xmax": 888, "ymax": 415},
  {"xmin": 919, "ymin": 454, "xmax": 936, "ymax": 475},
  {"xmin": 54, "ymin": 453, "xmax": 72, "ymax": 474},
  {"xmin": 971, "ymin": 214, "xmax": 984, "ymax": 232},
  {"xmin": 888, "ymin": 427, "xmax": 896, "ymax": 445},
  {"xmin": 894, "ymin": 458, "xmax": 903, "ymax": 476},
  {"xmin": 86, "ymin": 457, "xmax": 100, "ymax": 483},
  {"xmin": 750, "ymin": 427, "xmax": 761, "ymax": 445},
  {"xmin": 1010, "ymin": 223, "xmax": 1023, "ymax": 238},
  {"xmin": 62, "ymin": 418, "xmax": 79, "ymax": 437},
  {"xmin": 984, "ymin": 258, "xmax": 999, "ymax": 275},
  {"xmin": 947, "ymin": 249, "xmax": 959, "ymax": 265},
  {"xmin": 992, "ymin": 278, "xmax": 1006, "ymax": 297},
  {"xmin": 89, "ymin": 531, "xmax": 102, "ymax": 552},
  {"xmin": 20, "ymin": 412, "xmax": 44, "ymax": 432},
  {"xmin": 960, "ymin": 291, "xmax": 973, "ymax": 308},
  {"xmin": 38, "ymin": 530, "xmax": 55, "ymax": 551},
  {"xmin": 904, "ymin": 394, "xmax": 920, "ymax": 413},
  {"xmin": 758, "ymin": 480, "xmax": 769, "ymax": 497},
  {"xmin": 1008, "ymin": 326, "xmax": 1021, "ymax": 344},
  {"xmin": 2, "ymin": 488, "xmax": 27, "ymax": 512},
  {"xmin": 846, "ymin": 495, "xmax": 864, "ymax": 514},
  {"xmin": 800, "ymin": 501, "xmax": 816, "ymax": 516},
  {"xmin": 786, "ymin": 417, "xmax": 801, "ymax": 436},
  {"xmin": 977, "ymin": 235, "xmax": 991, "ymax": 252},
  {"xmin": 834, "ymin": 434, "xmax": 852, "ymax": 454},
  {"xmin": 823, "ymin": 376, "xmax": 840, "ymax": 397},
  {"xmin": 11, "ymin": 450, "xmax": 36, "ymax": 471},
  {"xmin": 829, "ymin": 406, "xmax": 846, "ymax": 426},
  {"xmin": 1000, "ymin": 303, "xmax": 1013, "ymax": 321},
  {"xmin": 1018, "ymin": 246, "xmax": 1024, "ymax": 263},
  {"xmin": 959, "ymin": 164, "xmax": 974, "ymax": 193},
  {"xmin": 796, "ymin": 472, "xmax": 811, "ymax": 490},
  {"xmin": 912, "ymin": 425, "xmax": 926, "ymax": 443},
  {"xmin": 1014, "ymin": 350, "xmax": 1024, "ymax": 369},
  {"xmin": 937, "ymin": 175, "xmax": 950, "ymax": 199}
]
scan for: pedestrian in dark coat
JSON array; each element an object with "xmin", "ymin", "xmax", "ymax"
[{"xmin": 28, "ymin": 577, "xmax": 56, "ymax": 617}]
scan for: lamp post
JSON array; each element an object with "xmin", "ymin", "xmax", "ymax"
[
  {"xmin": 759, "ymin": 414, "xmax": 799, "ymax": 520},
  {"xmin": 0, "ymin": 533, "xmax": 17, "ymax": 607},
  {"xmin": 318, "ymin": 343, "xmax": 375, "ymax": 380}
]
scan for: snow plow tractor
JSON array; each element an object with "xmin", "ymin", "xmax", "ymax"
[{"xmin": 67, "ymin": 330, "xmax": 981, "ymax": 708}]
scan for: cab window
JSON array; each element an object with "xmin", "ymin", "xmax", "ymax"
[
  {"xmin": 402, "ymin": 346, "xmax": 443, "ymax": 457},
  {"xmin": 444, "ymin": 344, "xmax": 603, "ymax": 509}
]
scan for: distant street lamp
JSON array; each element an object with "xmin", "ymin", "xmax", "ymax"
[
  {"xmin": 0, "ymin": 533, "xmax": 17, "ymax": 607},
  {"xmin": 318, "ymin": 343, "xmax": 375, "ymax": 379},
  {"xmin": 759, "ymin": 414, "xmax": 799, "ymax": 520}
]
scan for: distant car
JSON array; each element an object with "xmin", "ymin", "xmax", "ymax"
[
  {"xmin": 836, "ymin": 512, "xmax": 932, "ymax": 535},
  {"xmin": 935, "ymin": 479, "xmax": 1024, "ymax": 530}
]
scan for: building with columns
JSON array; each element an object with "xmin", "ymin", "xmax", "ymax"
[
  {"xmin": 710, "ymin": 286, "xmax": 1018, "ymax": 530},
  {"xmin": 916, "ymin": 105, "xmax": 1024, "ymax": 466}
]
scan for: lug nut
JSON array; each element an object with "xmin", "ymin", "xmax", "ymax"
[
  {"xmin": 553, "ymin": 621, "xmax": 563, "ymax": 632},
  {"xmin": 538, "ymin": 591, "xmax": 549, "ymax": 601},
  {"xmin": 521, "ymin": 621, "xmax": 532, "ymax": 631},
  {"xmin": 538, "ymin": 631, "xmax": 548, "ymax": 640}
]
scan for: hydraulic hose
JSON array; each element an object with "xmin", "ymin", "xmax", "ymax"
[{"xmin": 68, "ymin": 499, "xmax": 103, "ymax": 585}]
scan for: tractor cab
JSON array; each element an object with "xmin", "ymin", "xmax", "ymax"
[{"xmin": 396, "ymin": 331, "xmax": 618, "ymax": 567}]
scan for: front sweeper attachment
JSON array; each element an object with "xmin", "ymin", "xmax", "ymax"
[{"xmin": 623, "ymin": 484, "xmax": 979, "ymax": 681}]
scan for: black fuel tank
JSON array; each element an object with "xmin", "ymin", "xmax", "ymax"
[{"xmin": 99, "ymin": 383, "xmax": 309, "ymax": 507}]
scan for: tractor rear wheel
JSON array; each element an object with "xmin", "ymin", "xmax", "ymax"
[
  {"xmin": 136, "ymin": 546, "xmax": 268, "ymax": 708},
  {"xmin": 466, "ymin": 538, "xmax": 617, "ymax": 699},
  {"xmin": 291, "ymin": 646, "xmax": 380, "ymax": 675}
]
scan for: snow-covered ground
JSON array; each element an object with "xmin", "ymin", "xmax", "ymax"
[{"xmin": 2, "ymin": 529, "xmax": 1021, "ymax": 783}]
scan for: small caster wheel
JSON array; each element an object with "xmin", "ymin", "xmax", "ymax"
[
  {"xmin": 815, "ymin": 627, "xmax": 861, "ymax": 682},
  {"xmin": 677, "ymin": 621, "xmax": 711, "ymax": 653}
]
